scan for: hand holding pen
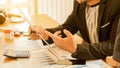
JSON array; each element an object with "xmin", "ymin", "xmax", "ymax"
[{"xmin": 29, "ymin": 25, "xmax": 49, "ymax": 40}]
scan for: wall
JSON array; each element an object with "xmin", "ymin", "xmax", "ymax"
[{"xmin": 37, "ymin": 0, "xmax": 73, "ymax": 24}]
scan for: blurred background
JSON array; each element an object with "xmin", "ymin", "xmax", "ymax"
[{"xmin": 0, "ymin": 0, "xmax": 73, "ymax": 24}]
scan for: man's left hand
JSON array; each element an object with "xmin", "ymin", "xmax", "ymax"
[{"xmin": 45, "ymin": 29, "xmax": 77, "ymax": 53}]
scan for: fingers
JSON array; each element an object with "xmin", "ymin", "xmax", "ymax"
[
  {"xmin": 54, "ymin": 31, "xmax": 61, "ymax": 37},
  {"xmin": 45, "ymin": 29, "xmax": 72, "ymax": 39},
  {"xmin": 30, "ymin": 25, "xmax": 45, "ymax": 35},
  {"xmin": 29, "ymin": 33, "xmax": 40, "ymax": 40},
  {"xmin": 63, "ymin": 29, "xmax": 72, "ymax": 37},
  {"xmin": 34, "ymin": 26, "xmax": 43, "ymax": 33},
  {"xmin": 29, "ymin": 25, "xmax": 49, "ymax": 40},
  {"xmin": 45, "ymin": 30, "xmax": 62, "ymax": 40},
  {"xmin": 45, "ymin": 30, "xmax": 55, "ymax": 39}
]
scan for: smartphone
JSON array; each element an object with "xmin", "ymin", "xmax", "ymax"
[{"xmin": 57, "ymin": 59, "xmax": 86, "ymax": 65}]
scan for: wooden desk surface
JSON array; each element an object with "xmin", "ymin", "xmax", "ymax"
[
  {"xmin": 31, "ymin": 14, "xmax": 59, "ymax": 28},
  {"xmin": 0, "ymin": 14, "xmax": 83, "ymax": 68},
  {"xmin": 0, "ymin": 14, "xmax": 60, "ymax": 68}
]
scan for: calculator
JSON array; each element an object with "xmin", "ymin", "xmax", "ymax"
[{"xmin": 3, "ymin": 49, "xmax": 30, "ymax": 58}]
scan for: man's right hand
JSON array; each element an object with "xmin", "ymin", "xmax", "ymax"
[
  {"xmin": 106, "ymin": 56, "xmax": 119, "ymax": 67},
  {"xmin": 29, "ymin": 25, "xmax": 49, "ymax": 40}
]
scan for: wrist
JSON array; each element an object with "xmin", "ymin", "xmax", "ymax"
[
  {"xmin": 71, "ymin": 46, "xmax": 77, "ymax": 53},
  {"xmin": 71, "ymin": 46, "xmax": 78, "ymax": 58}
]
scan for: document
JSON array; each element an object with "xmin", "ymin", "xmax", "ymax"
[
  {"xmin": 15, "ymin": 40, "xmax": 112, "ymax": 68},
  {"xmin": 47, "ymin": 44, "xmax": 73, "ymax": 60}
]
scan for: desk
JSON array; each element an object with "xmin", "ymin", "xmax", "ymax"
[
  {"xmin": 0, "ymin": 14, "xmax": 73, "ymax": 68},
  {"xmin": 0, "ymin": 14, "xmax": 112, "ymax": 68}
]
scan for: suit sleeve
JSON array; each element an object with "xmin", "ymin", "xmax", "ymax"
[{"xmin": 113, "ymin": 18, "xmax": 120, "ymax": 62}]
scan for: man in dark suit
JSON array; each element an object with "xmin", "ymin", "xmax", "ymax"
[{"xmin": 30, "ymin": 0, "xmax": 120, "ymax": 60}]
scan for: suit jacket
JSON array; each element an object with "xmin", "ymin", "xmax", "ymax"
[
  {"xmin": 46, "ymin": 0, "xmax": 120, "ymax": 60},
  {"xmin": 113, "ymin": 17, "xmax": 120, "ymax": 62}
]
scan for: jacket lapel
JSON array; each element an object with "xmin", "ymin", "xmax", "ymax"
[
  {"xmin": 97, "ymin": 0, "xmax": 106, "ymax": 40},
  {"xmin": 78, "ymin": 3, "xmax": 90, "ymax": 43}
]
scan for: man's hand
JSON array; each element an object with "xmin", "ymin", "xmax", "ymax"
[
  {"xmin": 106, "ymin": 56, "xmax": 119, "ymax": 67},
  {"xmin": 45, "ymin": 29, "xmax": 77, "ymax": 53},
  {"xmin": 29, "ymin": 25, "xmax": 49, "ymax": 40}
]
